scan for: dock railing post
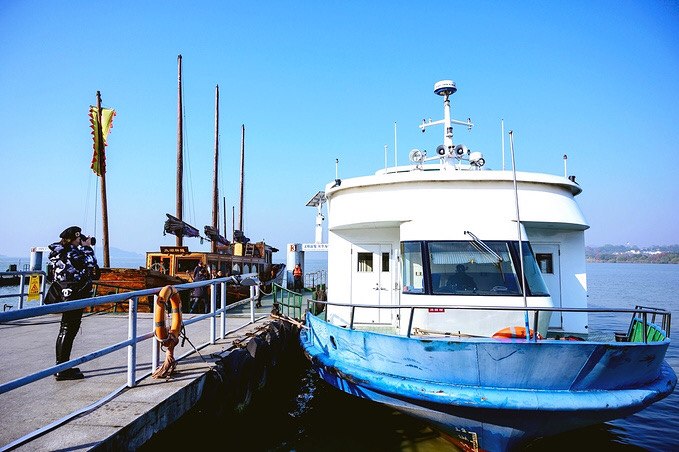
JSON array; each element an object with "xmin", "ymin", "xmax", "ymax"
[
  {"xmin": 18, "ymin": 275, "xmax": 26, "ymax": 309},
  {"xmin": 210, "ymin": 282, "xmax": 216, "ymax": 344},
  {"xmin": 220, "ymin": 281, "xmax": 226, "ymax": 339},
  {"xmin": 250, "ymin": 286, "xmax": 256, "ymax": 323},
  {"xmin": 127, "ymin": 296, "xmax": 137, "ymax": 387},
  {"xmin": 151, "ymin": 294, "xmax": 159, "ymax": 374}
]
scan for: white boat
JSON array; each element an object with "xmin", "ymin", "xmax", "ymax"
[{"xmin": 299, "ymin": 80, "xmax": 676, "ymax": 451}]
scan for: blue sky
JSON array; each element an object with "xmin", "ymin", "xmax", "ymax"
[{"xmin": 1, "ymin": 1, "xmax": 678, "ymax": 259}]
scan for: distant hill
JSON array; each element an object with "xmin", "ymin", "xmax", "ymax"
[{"xmin": 586, "ymin": 245, "xmax": 679, "ymax": 264}]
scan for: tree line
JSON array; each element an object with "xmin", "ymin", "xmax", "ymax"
[{"xmin": 586, "ymin": 245, "xmax": 679, "ymax": 264}]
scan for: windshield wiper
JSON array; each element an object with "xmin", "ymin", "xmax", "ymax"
[{"xmin": 464, "ymin": 231, "xmax": 503, "ymax": 263}]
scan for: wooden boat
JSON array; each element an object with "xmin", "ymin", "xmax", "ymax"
[
  {"xmin": 91, "ymin": 268, "xmax": 184, "ymax": 313},
  {"xmin": 92, "ymin": 56, "xmax": 280, "ymax": 311},
  {"xmin": 145, "ymin": 242, "xmax": 281, "ymax": 303}
]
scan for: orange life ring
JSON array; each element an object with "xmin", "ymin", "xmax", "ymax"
[
  {"xmin": 492, "ymin": 326, "xmax": 542, "ymax": 340},
  {"xmin": 154, "ymin": 285, "xmax": 183, "ymax": 347}
]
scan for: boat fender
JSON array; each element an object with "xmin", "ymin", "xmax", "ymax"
[
  {"xmin": 221, "ymin": 348, "xmax": 254, "ymax": 412},
  {"xmin": 247, "ymin": 336, "xmax": 271, "ymax": 390},
  {"xmin": 492, "ymin": 326, "xmax": 542, "ymax": 340}
]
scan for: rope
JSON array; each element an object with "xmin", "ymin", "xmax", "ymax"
[{"xmin": 270, "ymin": 313, "xmax": 308, "ymax": 329}]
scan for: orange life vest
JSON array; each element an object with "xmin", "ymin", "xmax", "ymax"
[{"xmin": 492, "ymin": 326, "xmax": 542, "ymax": 340}]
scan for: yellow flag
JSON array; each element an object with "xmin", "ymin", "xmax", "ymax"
[
  {"xmin": 89, "ymin": 106, "xmax": 116, "ymax": 176},
  {"xmin": 27, "ymin": 274, "xmax": 41, "ymax": 302}
]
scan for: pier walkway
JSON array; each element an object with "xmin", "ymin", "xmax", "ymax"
[{"xmin": 0, "ymin": 295, "xmax": 286, "ymax": 451}]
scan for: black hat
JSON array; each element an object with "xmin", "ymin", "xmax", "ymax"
[{"xmin": 60, "ymin": 226, "xmax": 82, "ymax": 241}]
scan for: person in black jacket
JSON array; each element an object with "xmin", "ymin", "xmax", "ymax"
[
  {"xmin": 189, "ymin": 268, "xmax": 209, "ymax": 313},
  {"xmin": 46, "ymin": 226, "xmax": 100, "ymax": 381}
]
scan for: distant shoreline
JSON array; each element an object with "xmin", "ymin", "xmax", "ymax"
[{"xmin": 587, "ymin": 259, "xmax": 678, "ymax": 264}]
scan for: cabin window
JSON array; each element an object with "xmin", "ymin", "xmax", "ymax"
[
  {"xmin": 428, "ymin": 241, "xmax": 520, "ymax": 295},
  {"xmin": 519, "ymin": 243, "xmax": 550, "ymax": 296},
  {"xmin": 357, "ymin": 252, "xmax": 373, "ymax": 272},
  {"xmin": 219, "ymin": 261, "xmax": 229, "ymax": 275},
  {"xmin": 232, "ymin": 263, "xmax": 241, "ymax": 275},
  {"xmin": 536, "ymin": 253, "xmax": 553, "ymax": 274},
  {"xmin": 401, "ymin": 242, "xmax": 424, "ymax": 294},
  {"xmin": 401, "ymin": 240, "xmax": 550, "ymax": 297},
  {"xmin": 177, "ymin": 258, "xmax": 201, "ymax": 275},
  {"xmin": 149, "ymin": 256, "xmax": 170, "ymax": 274},
  {"xmin": 382, "ymin": 252, "xmax": 390, "ymax": 272}
]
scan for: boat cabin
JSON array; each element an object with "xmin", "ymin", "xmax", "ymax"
[
  {"xmin": 146, "ymin": 241, "xmax": 278, "ymax": 281},
  {"xmin": 322, "ymin": 81, "xmax": 589, "ymax": 338}
]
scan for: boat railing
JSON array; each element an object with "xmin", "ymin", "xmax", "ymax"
[
  {"xmin": 272, "ymin": 283, "xmax": 306, "ymax": 319},
  {"xmin": 0, "ymin": 272, "xmax": 263, "ymax": 399},
  {"xmin": 302, "ymin": 299, "xmax": 671, "ymax": 344},
  {"xmin": 0, "ymin": 270, "xmax": 48, "ymax": 309},
  {"xmin": 303, "ymin": 270, "xmax": 327, "ymax": 291}
]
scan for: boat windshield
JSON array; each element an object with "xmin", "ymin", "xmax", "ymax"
[{"xmin": 401, "ymin": 240, "xmax": 549, "ymax": 296}]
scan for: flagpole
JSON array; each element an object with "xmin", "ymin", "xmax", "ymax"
[{"xmin": 97, "ymin": 90, "xmax": 111, "ymax": 267}]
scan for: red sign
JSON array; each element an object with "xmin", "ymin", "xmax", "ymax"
[{"xmin": 428, "ymin": 308, "xmax": 445, "ymax": 313}]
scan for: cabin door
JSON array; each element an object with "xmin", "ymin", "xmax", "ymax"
[
  {"xmin": 532, "ymin": 244, "xmax": 562, "ymax": 329},
  {"xmin": 351, "ymin": 244, "xmax": 393, "ymax": 324}
]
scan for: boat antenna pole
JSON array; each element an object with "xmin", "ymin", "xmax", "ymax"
[
  {"xmin": 501, "ymin": 119, "xmax": 505, "ymax": 171},
  {"xmin": 212, "ymin": 84, "xmax": 219, "ymax": 253},
  {"xmin": 419, "ymin": 81, "xmax": 474, "ymax": 166},
  {"xmin": 223, "ymin": 196, "xmax": 227, "ymax": 241},
  {"xmin": 384, "ymin": 144, "xmax": 387, "ymax": 171},
  {"xmin": 239, "ymin": 124, "xmax": 245, "ymax": 233},
  {"xmin": 96, "ymin": 91, "xmax": 111, "ymax": 267},
  {"xmin": 509, "ymin": 130, "xmax": 530, "ymax": 340},
  {"xmin": 176, "ymin": 54, "xmax": 184, "ymax": 247},
  {"xmin": 394, "ymin": 122, "xmax": 398, "ymax": 167}
]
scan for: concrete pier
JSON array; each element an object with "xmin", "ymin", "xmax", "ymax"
[{"xmin": 0, "ymin": 296, "xmax": 298, "ymax": 451}]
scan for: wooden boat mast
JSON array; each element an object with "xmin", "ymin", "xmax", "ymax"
[
  {"xmin": 239, "ymin": 124, "xmax": 245, "ymax": 232},
  {"xmin": 96, "ymin": 91, "xmax": 111, "ymax": 267},
  {"xmin": 211, "ymin": 85, "xmax": 220, "ymax": 253},
  {"xmin": 176, "ymin": 54, "xmax": 184, "ymax": 247},
  {"xmin": 223, "ymin": 197, "xmax": 227, "ymax": 240}
]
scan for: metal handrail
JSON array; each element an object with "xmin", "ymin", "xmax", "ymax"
[
  {"xmin": 0, "ymin": 271, "xmax": 47, "ymax": 308},
  {"xmin": 0, "ymin": 273, "xmax": 262, "ymax": 396},
  {"xmin": 303, "ymin": 298, "xmax": 672, "ymax": 343}
]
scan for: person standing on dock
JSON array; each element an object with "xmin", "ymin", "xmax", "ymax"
[
  {"xmin": 46, "ymin": 226, "xmax": 100, "ymax": 381},
  {"xmin": 193, "ymin": 261, "xmax": 206, "ymax": 279},
  {"xmin": 293, "ymin": 263, "xmax": 303, "ymax": 292},
  {"xmin": 190, "ymin": 267, "xmax": 209, "ymax": 313}
]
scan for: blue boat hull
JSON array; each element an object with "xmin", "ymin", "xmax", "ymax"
[{"xmin": 300, "ymin": 313, "xmax": 677, "ymax": 451}]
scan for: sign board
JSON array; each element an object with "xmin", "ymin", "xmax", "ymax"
[
  {"xmin": 159, "ymin": 246, "xmax": 189, "ymax": 254},
  {"xmin": 27, "ymin": 274, "xmax": 41, "ymax": 302},
  {"xmin": 302, "ymin": 243, "xmax": 328, "ymax": 252}
]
